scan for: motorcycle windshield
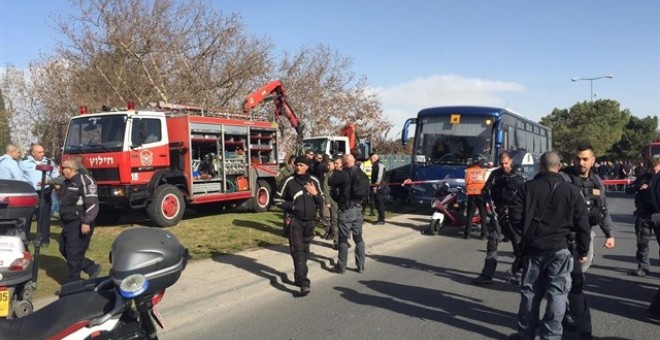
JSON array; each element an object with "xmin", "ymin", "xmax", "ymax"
[{"xmin": 64, "ymin": 114, "xmax": 127, "ymax": 154}]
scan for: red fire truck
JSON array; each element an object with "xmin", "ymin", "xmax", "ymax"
[{"xmin": 61, "ymin": 101, "xmax": 280, "ymax": 227}]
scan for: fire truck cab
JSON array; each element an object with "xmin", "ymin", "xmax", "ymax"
[{"xmin": 62, "ymin": 104, "xmax": 279, "ymax": 227}]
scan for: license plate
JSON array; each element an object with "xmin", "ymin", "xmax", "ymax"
[{"xmin": 0, "ymin": 289, "xmax": 9, "ymax": 317}]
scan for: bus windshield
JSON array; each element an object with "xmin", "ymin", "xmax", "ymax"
[
  {"xmin": 416, "ymin": 115, "xmax": 493, "ymax": 165},
  {"xmin": 64, "ymin": 115, "xmax": 127, "ymax": 154}
]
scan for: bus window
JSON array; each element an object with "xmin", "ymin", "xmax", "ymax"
[{"xmin": 418, "ymin": 115, "xmax": 492, "ymax": 165}]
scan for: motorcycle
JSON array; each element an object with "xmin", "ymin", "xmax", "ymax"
[
  {"xmin": 0, "ymin": 227, "xmax": 188, "ymax": 340},
  {"xmin": 426, "ymin": 180, "xmax": 489, "ymax": 236},
  {"xmin": 0, "ymin": 163, "xmax": 53, "ymax": 319}
]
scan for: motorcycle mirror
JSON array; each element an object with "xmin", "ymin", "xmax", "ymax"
[{"xmin": 36, "ymin": 164, "xmax": 54, "ymax": 172}]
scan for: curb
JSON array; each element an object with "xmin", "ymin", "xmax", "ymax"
[{"xmin": 33, "ymin": 213, "xmax": 427, "ymax": 325}]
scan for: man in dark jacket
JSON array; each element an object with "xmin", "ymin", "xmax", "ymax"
[
  {"xmin": 277, "ymin": 156, "xmax": 323, "ymax": 296},
  {"xmin": 328, "ymin": 153, "xmax": 366, "ymax": 273},
  {"xmin": 58, "ymin": 158, "xmax": 102, "ymax": 282},
  {"xmin": 644, "ymin": 163, "xmax": 660, "ymax": 324},
  {"xmin": 508, "ymin": 151, "xmax": 591, "ymax": 340},
  {"xmin": 473, "ymin": 151, "xmax": 525, "ymax": 285},
  {"xmin": 626, "ymin": 158, "xmax": 660, "ymax": 277},
  {"xmin": 559, "ymin": 143, "xmax": 615, "ymax": 339}
]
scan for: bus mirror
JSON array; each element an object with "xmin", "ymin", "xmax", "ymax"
[
  {"xmin": 402, "ymin": 129, "xmax": 408, "ymax": 146},
  {"xmin": 496, "ymin": 130, "xmax": 504, "ymax": 145},
  {"xmin": 402, "ymin": 118, "xmax": 417, "ymax": 146}
]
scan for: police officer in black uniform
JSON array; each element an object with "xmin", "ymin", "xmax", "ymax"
[
  {"xmin": 58, "ymin": 158, "xmax": 102, "ymax": 282},
  {"xmin": 644, "ymin": 163, "xmax": 660, "ymax": 324},
  {"xmin": 559, "ymin": 143, "xmax": 615, "ymax": 340},
  {"xmin": 473, "ymin": 151, "xmax": 525, "ymax": 285},
  {"xmin": 276, "ymin": 156, "xmax": 323, "ymax": 296},
  {"xmin": 626, "ymin": 158, "xmax": 660, "ymax": 277}
]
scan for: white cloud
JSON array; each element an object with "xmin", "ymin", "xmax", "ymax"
[{"xmin": 372, "ymin": 74, "xmax": 526, "ymax": 138}]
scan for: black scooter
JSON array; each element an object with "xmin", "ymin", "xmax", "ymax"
[{"xmin": 0, "ymin": 163, "xmax": 52, "ymax": 318}]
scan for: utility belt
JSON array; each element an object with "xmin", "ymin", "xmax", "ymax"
[{"xmin": 60, "ymin": 206, "xmax": 84, "ymax": 223}]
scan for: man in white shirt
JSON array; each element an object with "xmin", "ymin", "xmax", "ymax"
[
  {"xmin": 20, "ymin": 143, "xmax": 60, "ymax": 246},
  {"xmin": 0, "ymin": 144, "xmax": 26, "ymax": 180}
]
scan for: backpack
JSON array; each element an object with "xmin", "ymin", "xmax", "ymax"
[{"xmin": 350, "ymin": 167, "xmax": 371, "ymax": 202}]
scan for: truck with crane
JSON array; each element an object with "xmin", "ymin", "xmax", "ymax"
[
  {"xmin": 61, "ymin": 80, "xmax": 371, "ymax": 227},
  {"xmin": 62, "ymin": 100, "xmax": 281, "ymax": 227}
]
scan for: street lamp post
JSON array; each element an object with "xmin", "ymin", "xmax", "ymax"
[{"xmin": 571, "ymin": 75, "xmax": 614, "ymax": 103}]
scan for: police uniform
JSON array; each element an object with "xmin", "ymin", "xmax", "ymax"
[
  {"xmin": 277, "ymin": 157, "xmax": 323, "ymax": 294},
  {"xmin": 474, "ymin": 167, "xmax": 525, "ymax": 283},
  {"xmin": 20, "ymin": 155, "xmax": 59, "ymax": 244},
  {"xmin": 560, "ymin": 167, "xmax": 614, "ymax": 336},
  {"xmin": 627, "ymin": 171, "xmax": 660, "ymax": 276},
  {"xmin": 328, "ymin": 166, "xmax": 366, "ymax": 273},
  {"xmin": 645, "ymin": 172, "xmax": 660, "ymax": 320},
  {"xmin": 59, "ymin": 172, "xmax": 100, "ymax": 282}
]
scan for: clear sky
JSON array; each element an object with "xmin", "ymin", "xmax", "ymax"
[{"xmin": 1, "ymin": 0, "xmax": 659, "ymax": 138}]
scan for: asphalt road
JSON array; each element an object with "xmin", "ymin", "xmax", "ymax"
[{"xmin": 160, "ymin": 193, "xmax": 659, "ymax": 340}]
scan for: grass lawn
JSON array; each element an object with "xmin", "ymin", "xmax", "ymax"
[
  {"xmin": 30, "ymin": 201, "xmax": 411, "ymax": 300},
  {"xmin": 31, "ymin": 208, "xmax": 293, "ymax": 300}
]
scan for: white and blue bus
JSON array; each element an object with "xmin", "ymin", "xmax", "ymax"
[{"xmin": 401, "ymin": 106, "xmax": 552, "ymax": 203}]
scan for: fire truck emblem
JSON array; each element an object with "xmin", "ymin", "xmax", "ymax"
[{"xmin": 139, "ymin": 150, "xmax": 153, "ymax": 166}]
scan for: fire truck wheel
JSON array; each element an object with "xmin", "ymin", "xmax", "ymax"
[
  {"xmin": 148, "ymin": 184, "xmax": 185, "ymax": 227},
  {"xmin": 252, "ymin": 180, "xmax": 272, "ymax": 213}
]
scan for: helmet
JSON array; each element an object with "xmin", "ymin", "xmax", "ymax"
[
  {"xmin": 471, "ymin": 154, "xmax": 485, "ymax": 166},
  {"xmin": 435, "ymin": 182, "xmax": 451, "ymax": 197},
  {"xmin": 512, "ymin": 164, "xmax": 525, "ymax": 177}
]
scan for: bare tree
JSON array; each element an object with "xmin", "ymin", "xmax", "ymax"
[
  {"xmin": 2, "ymin": 0, "xmax": 393, "ymax": 160},
  {"xmin": 273, "ymin": 44, "xmax": 391, "ymax": 156},
  {"xmin": 56, "ymin": 0, "xmax": 272, "ymax": 108}
]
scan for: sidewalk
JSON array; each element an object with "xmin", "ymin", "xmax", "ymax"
[{"xmin": 34, "ymin": 213, "xmax": 427, "ymax": 321}]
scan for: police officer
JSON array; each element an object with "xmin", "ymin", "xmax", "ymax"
[
  {"xmin": 464, "ymin": 154, "xmax": 488, "ymax": 239},
  {"xmin": 277, "ymin": 156, "xmax": 323, "ymax": 296},
  {"xmin": 20, "ymin": 143, "xmax": 59, "ymax": 246},
  {"xmin": 328, "ymin": 153, "xmax": 366, "ymax": 274},
  {"xmin": 58, "ymin": 158, "xmax": 102, "ymax": 282},
  {"xmin": 508, "ymin": 151, "xmax": 591, "ymax": 340},
  {"xmin": 473, "ymin": 151, "xmax": 525, "ymax": 285},
  {"xmin": 321, "ymin": 158, "xmax": 339, "ymax": 245},
  {"xmin": 360, "ymin": 155, "xmax": 375, "ymax": 216},
  {"xmin": 559, "ymin": 143, "xmax": 616, "ymax": 340},
  {"xmin": 644, "ymin": 165, "xmax": 660, "ymax": 324},
  {"xmin": 626, "ymin": 158, "xmax": 660, "ymax": 277}
]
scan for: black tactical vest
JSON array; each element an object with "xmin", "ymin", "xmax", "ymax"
[{"xmin": 564, "ymin": 170, "xmax": 606, "ymax": 226}]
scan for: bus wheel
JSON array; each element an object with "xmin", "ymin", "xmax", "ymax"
[
  {"xmin": 252, "ymin": 180, "xmax": 272, "ymax": 213},
  {"xmin": 148, "ymin": 184, "xmax": 184, "ymax": 227}
]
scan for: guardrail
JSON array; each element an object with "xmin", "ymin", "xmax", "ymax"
[{"xmin": 600, "ymin": 179, "xmax": 634, "ymax": 192}]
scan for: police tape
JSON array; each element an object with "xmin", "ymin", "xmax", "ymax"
[
  {"xmin": 372, "ymin": 179, "xmax": 452, "ymax": 187},
  {"xmin": 376, "ymin": 178, "xmax": 634, "ymax": 187},
  {"xmin": 600, "ymin": 179, "xmax": 634, "ymax": 186}
]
